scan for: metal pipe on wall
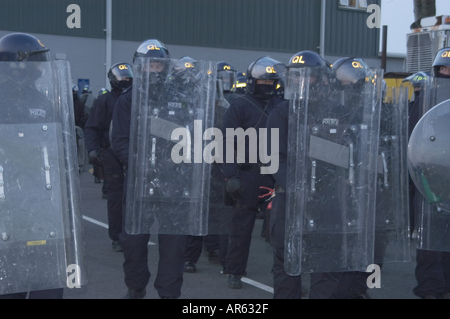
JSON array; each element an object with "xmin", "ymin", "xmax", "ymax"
[
  {"xmin": 320, "ymin": 0, "xmax": 326, "ymax": 58},
  {"xmin": 105, "ymin": 0, "xmax": 112, "ymax": 90}
]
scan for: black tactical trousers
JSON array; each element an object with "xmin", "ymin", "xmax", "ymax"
[
  {"xmin": 226, "ymin": 204, "xmax": 256, "ymax": 275},
  {"xmin": 414, "ymin": 249, "xmax": 450, "ymax": 298},
  {"xmin": 119, "ymin": 170, "xmax": 187, "ymax": 298},
  {"xmin": 102, "ymin": 149, "xmax": 124, "ymax": 241},
  {"xmin": 272, "ymin": 247, "xmax": 303, "ymax": 299},
  {"xmin": 226, "ymin": 170, "xmax": 263, "ymax": 275},
  {"xmin": 119, "ymin": 231, "xmax": 187, "ymax": 298},
  {"xmin": 185, "ymin": 234, "xmax": 228, "ymax": 267}
]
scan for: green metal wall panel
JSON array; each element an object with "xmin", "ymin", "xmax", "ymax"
[
  {"xmin": 111, "ymin": 0, "xmax": 322, "ymax": 53},
  {"xmin": 325, "ymin": 0, "xmax": 381, "ymax": 58},
  {"xmin": 0, "ymin": 0, "xmax": 379, "ymax": 58}
]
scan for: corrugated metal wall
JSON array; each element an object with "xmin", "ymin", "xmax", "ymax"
[
  {"xmin": 112, "ymin": 0, "xmax": 322, "ymax": 53},
  {"xmin": 0, "ymin": 0, "xmax": 380, "ymax": 58},
  {"xmin": 325, "ymin": 0, "xmax": 381, "ymax": 58}
]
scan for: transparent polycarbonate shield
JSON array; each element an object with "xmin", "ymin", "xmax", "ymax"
[
  {"xmin": 374, "ymin": 87, "xmax": 411, "ymax": 263},
  {"xmin": 409, "ymin": 98, "xmax": 450, "ymax": 251},
  {"xmin": 125, "ymin": 58, "xmax": 216, "ymax": 235},
  {"xmin": 435, "ymin": 77, "xmax": 450, "ymax": 106},
  {"xmin": 0, "ymin": 60, "xmax": 86, "ymax": 295},
  {"xmin": 208, "ymin": 78, "xmax": 231, "ymax": 234},
  {"xmin": 284, "ymin": 67, "xmax": 382, "ymax": 275}
]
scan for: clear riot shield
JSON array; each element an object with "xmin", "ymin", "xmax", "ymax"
[
  {"xmin": 409, "ymin": 92, "xmax": 450, "ymax": 252},
  {"xmin": 284, "ymin": 67, "xmax": 382, "ymax": 275},
  {"xmin": 208, "ymin": 78, "xmax": 231, "ymax": 234},
  {"xmin": 0, "ymin": 60, "xmax": 86, "ymax": 295},
  {"xmin": 374, "ymin": 87, "xmax": 410, "ymax": 263},
  {"xmin": 125, "ymin": 58, "xmax": 216, "ymax": 235}
]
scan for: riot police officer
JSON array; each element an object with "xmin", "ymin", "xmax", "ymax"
[
  {"xmin": 412, "ymin": 48, "xmax": 450, "ymax": 299},
  {"xmin": 265, "ymin": 50, "xmax": 330, "ymax": 298},
  {"xmin": 84, "ymin": 62, "xmax": 133, "ymax": 252},
  {"xmin": 222, "ymin": 56, "xmax": 285, "ymax": 289},
  {"xmin": 111, "ymin": 39, "xmax": 187, "ymax": 299},
  {"xmin": 234, "ymin": 72, "xmax": 247, "ymax": 95},
  {"xmin": 403, "ymin": 71, "xmax": 430, "ymax": 237},
  {"xmin": 184, "ymin": 61, "xmax": 237, "ymax": 273},
  {"xmin": 0, "ymin": 33, "xmax": 86, "ymax": 298},
  {"xmin": 98, "ymin": 87, "xmax": 110, "ymax": 96}
]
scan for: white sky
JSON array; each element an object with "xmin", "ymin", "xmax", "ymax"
[{"xmin": 381, "ymin": 0, "xmax": 449, "ymax": 55}]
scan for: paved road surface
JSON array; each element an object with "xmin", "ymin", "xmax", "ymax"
[{"xmin": 63, "ymin": 169, "xmax": 420, "ymax": 300}]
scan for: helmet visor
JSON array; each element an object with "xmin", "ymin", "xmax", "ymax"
[
  {"xmin": 218, "ymin": 70, "xmax": 237, "ymax": 92},
  {"xmin": 19, "ymin": 48, "xmax": 50, "ymax": 62},
  {"xmin": 250, "ymin": 58, "xmax": 285, "ymax": 80},
  {"xmin": 110, "ymin": 64, "xmax": 133, "ymax": 81}
]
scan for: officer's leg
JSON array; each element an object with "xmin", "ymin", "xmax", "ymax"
[
  {"xmin": 309, "ymin": 272, "xmax": 341, "ymax": 299},
  {"xmin": 273, "ymin": 248, "xmax": 303, "ymax": 299},
  {"xmin": 219, "ymin": 234, "xmax": 229, "ymax": 270},
  {"xmin": 103, "ymin": 149, "xmax": 124, "ymax": 246},
  {"xmin": 226, "ymin": 171, "xmax": 260, "ymax": 276},
  {"xmin": 413, "ymin": 249, "xmax": 445, "ymax": 298},
  {"xmin": 442, "ymin": 251, "xmax": 450, "ymax": 296},
  {"xmin": 154, "ymin": 234, "xmax": 187, "ymax": 299},
  {"xmin": 226, "ymin": 204, "xmax": 256, "ymax": 276},
  {"xmin": 270, "ymin": 193, "xmax": 302, "ymax": 298},
  {"xmin": 204, "ymin": 235, "xmax": 220, "ymax": 264},
  {"xmin": 204, "ymin": 234, "xmax": 219, "ymax": 253},
  {"xmin": 120, "ymin": 231, "xmax": 151, "ymax": 298},
  {"xmin": 184, "ymin": 235, "xmax": 203, "ymax": 272}
]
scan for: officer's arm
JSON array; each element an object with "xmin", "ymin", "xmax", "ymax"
[
  {"xmin": 83, "ymin": 97, "xmax": 105, "ymax": 153},
  {"xmin": 111, "ymin": 94, "xmax": 131, "ymax": 165},
  {"xmin": 266, "ymin": 103, "xmax": 288, "ymax": 189},
  {"xmin": 221, "ymin": 103, "xmax": 242, "ymax": 179}
]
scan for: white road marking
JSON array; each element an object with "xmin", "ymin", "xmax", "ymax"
[
  {"xmin": 82, "ymin": 215, "xmax": 156, "ymax": 246},
  {"xmin": 241, "ymin": 277, "xmax": 274, "ymax": 294},
  {"xmin": 82, "ymin": 215, "xmax": 273, "ymax": 293}
]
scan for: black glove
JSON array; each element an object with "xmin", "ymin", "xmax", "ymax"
[
  {"xmin": 88, "ymin": 150, "xmax": 103, "ymax": 167},
  {"xmin": 226, "ymin": 176, "xmax": 244, "ymax": 198}
]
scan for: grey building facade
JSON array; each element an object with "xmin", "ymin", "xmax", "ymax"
[{"xmin": 1, "ymin": 0, "xmax": 403, "ymax": 94}]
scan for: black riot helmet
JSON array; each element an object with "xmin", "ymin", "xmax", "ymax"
[
  {"xmin": 234, "ymin": 74, "xmax": 247, "ymax": 94},
  {"xmin": 285, "ymin": 51, "xmax": 330, "ymax": 101},
  {"xmin": 432, "ymin": 47, "xmax": 450, "ymax": 78},
  {"xmin": 133, "ymin": 39, "xmax": 170, "ymax": 63},
  {"xmin": 332, "ymin": 57, "xmax": 370, "ymax": 88},
  {"xmin": 72, "ymin": 84, "xmax": 79, "ymax": 95},
  {"xmin": 0, "ymin": 33, "xmax": 50, "ymax": 62},
  {"xmin": 98, "ymin": 88, "xmax": 109, "ymax": 96},
  {"xmin": 0, "ymin": 33, "xmax": 51, "ymax": 84},
  {"xmin": 81, "ymin": 85, "xmax": 92, "ymax": 94},
  {"xmin": 246, "ymin": 56, "xmax": 285, "ymax": 98},
  {"xmin": 286, "ymin": 50, "xmax": 327, "ymax": 68},
  {"xmin": 170, "ymin": 56, "xmax": 199, "ymax": 91},
  {"xmin": 402, "ymin": 71, "xmax": 431, "ymax": 88},
  {"xmin": 217, "ymin": 61, "xmax": 237, "ymax": 93},
  {"xmin": 108, "ymin": 62, "xmax": 133, "ymax": 92}
]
